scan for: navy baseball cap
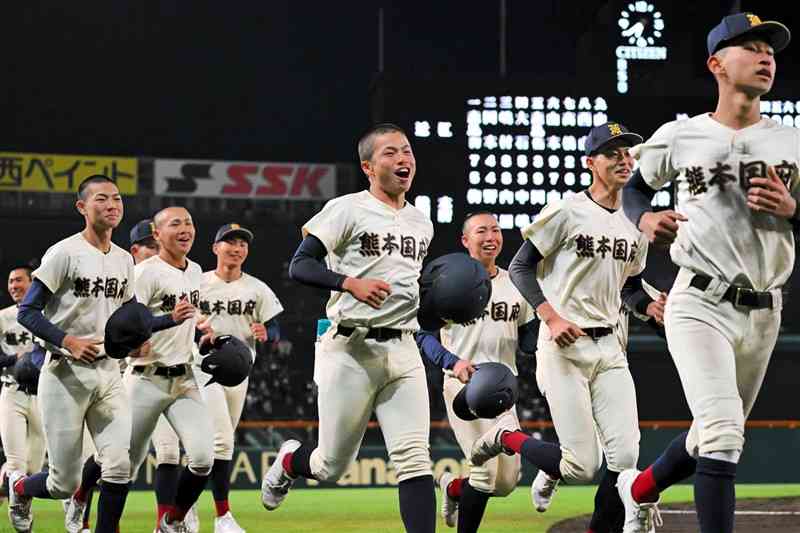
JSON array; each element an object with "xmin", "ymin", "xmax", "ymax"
[
  {"xmin": 215, "ymin": 223, "xmax": 254, "ymax": 244},
  {"xmin": 129, "ymin": 219, "xmax": 154, "ymax": 245},
  {"xmin": 105, "ymin": 302, "xmax": 152, "ymax": 359},
  {"xmin": 707, "ymin": 13, "xmax": 791, "ymax": 56},
  {"xmin": 584, "ymin": 122, "xmax": 643, "ymax": 157}
]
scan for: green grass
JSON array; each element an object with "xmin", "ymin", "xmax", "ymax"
[{"xmin": 7, "ymin": 484, "xmax": 800, "ymax": 532}]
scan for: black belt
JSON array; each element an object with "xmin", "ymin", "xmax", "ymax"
[
  {"xmin": 336, "ymin": 326, "xmax": 403, "ymax": 342},
  {"xmin": 132, "ymin": 364, "xmax": 188, "ymax": 377},
  {"xmin": 583, "ymin": 327, "xmax": 613, "ymax": 340},
  {"xmin": 690, "ymin": 275, "xmax": 773, "ymax": 309},
  {"xmin": 16, "ymin": 382, "xmax": 38, "ymax": 395},
  {"xmin": 49, "ymin": 352, "xmax": 108, "ymax": 363}
]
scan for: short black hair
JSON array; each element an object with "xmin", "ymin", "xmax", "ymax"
[
  {"xmin": 357, "ymin": 123, "xmax": 408, "ymax": 161},
  {"xmin": 8, "ymin": 265, "xmax": 33, "ymax": 280},
  {"xmin": 462, "ymin": 211, "xmax": 497, "ymax": 233},
  {"xmin": 77, "ymin": 174, "xmax": 117, "ymax": 200}
]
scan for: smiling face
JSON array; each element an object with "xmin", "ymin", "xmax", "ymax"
[
  {"xmin": 213, "ymin": 236, "xmax": 249, "ymax": 269},
  {"xmin": 462, "ymin": 213, "xmax": 502, "ymax": 266},
  {"xmin": 710, "ymin": 37, "xmax": 776, "ymax": 97},
  {"xmin": 154, "ymin": 207, "xmax": 195, "ymax": 260},
  {"xmin": 76, "ymin": 181, "xmax": 123, "ymax": 231},
  {"xmin": 586, "ymin": 140, "xmax": 635, "ymax": 190},
  {"xmin": 361, "ymin": 131, "xmax": 416, "ymax": 197},
  {"xmin": 8, "ymin": 268, "xmax": 32, "ymax": 304}
]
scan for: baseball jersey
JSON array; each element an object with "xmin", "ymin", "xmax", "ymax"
[
  {"xmin": 133, "ymin": 255, "xmax": 203, "ymax": 366},
  {"xmin": 197, "ymin": 271, "xmax": 284, "ymax": 361},
  {"xmin": 33, "ymin": 233, "xmax": 135, "ymax": 356},
  {"xmin": 633, "ymin": 113, "xmax": 800, "ymax": 291},
  {"xmin": 0, "ymin": 304, "xmax": 35, "ymax": 383},
  {"xmin": 302, "ymin": 190, "xmax": 434, "ymax": 329},
  {"xmin": 439, "ymin": 268, "xmax": 536, "ymax": 375},
  {"xmin": 522, "ymin": 191, "xmax": 648, "ymax": 328}
]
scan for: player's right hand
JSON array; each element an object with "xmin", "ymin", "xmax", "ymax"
[
  {"xmin": 171, "ymin": 296, "xmax": 196, "ymax": 324},
  {"xmin": 63, "ymin": 335, "xmax": 103, "ymax": 363},
  {"xmin": 343, "ymin": 277, "xmax": 392, "ymax": 309},
  {"xmin": 639, "ymin": 211, "xmax": 687, "ymax": 247},
  {"xmin": 453, "ymin": 359, "xmax": 476, "ymax": 383},
  {"xmin": 546, "ymin": 316, "xmax": 586, "ymax": 348}
]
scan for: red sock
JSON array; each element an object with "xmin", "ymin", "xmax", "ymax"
[
  {"xmin": 631, "ymin": 466, "xmax": 659, "ymax": 503},
  {"xmin": 282, "ymin": 452, "xmax": 295, "ymax": 477},
  {"xmin": 446, "ymin": 477, "xmax": 464, "ymax": 500},
  {"xmin": 215, "ymin": 499, "xmax": 230, "ymax": 517},
  {"xmin": 13, "ymin": 477, "xmax": 25, "ymax": 497},
  {"xmin": 500, "ymin": 430, "xmax": 528, "ymax": 454},
  {"xmin": 157, "ymin": 504, "xmax": 174, "ymax": 525},
  {"xmin": 73, "ymin": 487, "xmax": 88, "ymax": 503},
  {"xmin": 171, "ymin": 506, "xmax": 188, "ymax": 522}
]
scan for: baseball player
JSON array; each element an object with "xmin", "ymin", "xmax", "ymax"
[
  {"xmin": 11, "ymin": 175, "xmax": 158, "ymax": 533},
  {"xmin": 617, "ymin": 13, "xmax": 797, "ymax": 533},
  {"xmin": 63, "ymin": 218, "xmax": 165, "ymax": 533},
  {"xmin": 188, "ymin": 223, "xmax": 283, "ymax": 533},
  {"xmin": 0, "ymin": 265, "xmax": 45, "ymax": 493},
  {"xmin": 126, "ymin": 206, "xmax": 216, "ymax": 533},
  {"xmin": 469, "ymin": 123, "xmax": 666, "ymax": 533},
  {"xmin": 415, "ymin": 211, "xmax": 537, "ymax": 532},
  {"xmin": 262, "ymin": 123, "xmax": 436, "ymax": 532}
]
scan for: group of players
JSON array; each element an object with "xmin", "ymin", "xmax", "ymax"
[
  {"xmin": 261, "ymin": 11, "xmax": 799, "ymax": 533},
  {"xmin": 0, "ymin": 184, "xmax": 283, "ymax": 533},
  {"xmin": 0, "ymin": 10, "xmax": 796, "ymax": 533}
]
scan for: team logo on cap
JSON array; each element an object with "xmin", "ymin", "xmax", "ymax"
[
  {"xmin": 230, "ymin": 223, "xmax": 240, "ymax": 229},
  {"xmin": 746, "ymin": 14, "xmax": 762, "ymax": 27},
  {"xmin": 608, "ymin": 123, "xmax": 623, "ymax": 136}
]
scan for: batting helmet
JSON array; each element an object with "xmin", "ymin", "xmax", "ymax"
[
  {"xmin": 200, "ymin": 335, "xmax": 252, "ymax": 387},
  {"xmin": 104, "ymin": 302, "xmax": 153, "ymax": 359},
  {"xmin": 452, "ymin": 362, "xmax": 518, "ymax": 421},
  {"xmin": 418, "ymin": 253, "xmax": 492, "ymax": 331}
]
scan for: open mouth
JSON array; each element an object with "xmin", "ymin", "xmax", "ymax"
[
  {"xmin": 756, "ymin": 69, "xmax": 772, "ymax": 80},
  {"xmin": 481, "ymin": 243, "xmax": 498, "ymax": 253},
  {"xmin": 395, "ymin": 167, "xmax": 411, "ymax": 179}
]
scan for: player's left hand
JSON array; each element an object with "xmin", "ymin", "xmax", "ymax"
[
  {"xmin": 646, "ymin": 291, "xmax": 668, "ymax": 325},
  {"xmin": 747, "ymin": 166, "xmax": 797, "ymax": 218},
  {"xmin": 251, "ymin": 322, "xmax": 268, "ymax": 342},
  {"xmin": 198, "ymin": 324, "xmax": 215, "ymax": 350},
  {"xmin": 453, "ymin": 359, "xmax": 476, "ymax": 383}
]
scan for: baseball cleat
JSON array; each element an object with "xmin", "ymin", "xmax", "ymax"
[
  {"xmin": 531, "ymin": 469, "xmax": 560, "ymax": 512},
  {"xmin": 64, "ymin": 495, "xmax": 88, "ymax": 533},
  {"xmin": 470, "ymin": 412, "xmax": 519, "ymax": 467},
  {"xmin": 437, "ymin": 471, "xmax": 459, "ymax": 527},
  {"xmin": 261, "ymin": 439, "xmax": 302, "ymax": 510},
  {"xmin": 159, "ymin": 512, "xmax": 189, "ymax": 533},
  {"xmin": 184, "ymin": 503, "xmax": 200, "ymax": 533},
  {"xmin": 617, "ymin": 469, "xmax": 662, "ymax": 533},
  {"xmin": 214, "ymin": 511, "xmax": 246, "ymax": 533},
  {"xmin": 6, "ymin": 471, "xmax": 32, "ymax": 533}
]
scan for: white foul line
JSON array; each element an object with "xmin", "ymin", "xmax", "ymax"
[{"xmin": 660, "ymin": 510, "xmax": 800, "ymax": 516}]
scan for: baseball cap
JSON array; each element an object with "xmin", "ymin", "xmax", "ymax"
[
  {"xmin": 707, "ymin": 13, "xmax": 791, "ymax": 56},
  {"xmin": 584, "ymin": 122, "xmax": 643, "ymax": 157},
  {"xmin": 130, "ymin": 219, "xmax": 154, "ymax": 245},
  {"xmin": 200, "ymin": 335, "xmax": 253, "ymax": 387},
  {"xmin": 214, "ymin": 223, "xmax": 254, "ymax": 244},
  {"xmin": 105, "ymin": 302, "xmax": 153, "ymax": 359}
]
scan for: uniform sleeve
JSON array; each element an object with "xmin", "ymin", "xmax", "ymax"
[
  {"xmin": 32, "ymin": 244, "xmax": 69, "ymax": 294},
  {"xmin": 520, "ymin": 199, "xmax": 570, "ymax": 258},
  {"xmin": 630, "ymin": 120, "xmax": 681, "ymax": 190},
  {"xmin": 301, "ymin": 197, "xmax": 356, "ymax": 255},
  {"xmin": 122, "ymin": 256, "xmax": 136, "ymax": 302},
  {"xmin": 256, "ymin": 282, "xmax": 284, "ymax": 324},
  {"xmin": 133, "ymin": 265, "xmax": 156, "ymax": 308}
]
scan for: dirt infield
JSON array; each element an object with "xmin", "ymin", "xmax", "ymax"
[{"xmin": 548, "ymin": 497, "xmax": 800, "ymax": 532}]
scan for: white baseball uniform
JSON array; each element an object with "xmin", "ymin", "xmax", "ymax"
[
  {"xmin": 440, "ymin": 268, "xmax": 535, "ymax": 496},
  {"xmin": 633, "ymin": 113, "xmax": 800, "ymax": 457},
  {"xmin": 33, "ymin": 233, "xmax": 134, "ymax": 497},
  {"xmin": 0, "ymin": 305, "xmax": 45, "ymax": 476},
  {"xmin": 522, "ymin": 191, "xmax": 648, "ymax": 482},
  {"xmin": 304, "ymin": 190, "xmax": 434, "ymax": 483},
  {"xmin": 125, "ymin": 255, "xmax": 213, "ymax": 477}
]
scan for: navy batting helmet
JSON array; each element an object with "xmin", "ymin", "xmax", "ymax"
[
  {"xmin": 452, "ymin": 362, "xmax": 518, "ymax": 421},
  {"xmin": 105, "ymin": 302, "xmax": 153, "ymax": 359},
  {"xmin": 418, "ymin": 253, "xmax": 492, "ymax": 331},
  {"xmin": 200, "ymin": 335, "xmax": 252, "ymax": 387}
]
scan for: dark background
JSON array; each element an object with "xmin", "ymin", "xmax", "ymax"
[{"xmin": 1, "ymin": 1, "xmax": 798, "ymax": 427}]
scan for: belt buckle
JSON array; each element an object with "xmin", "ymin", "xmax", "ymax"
[{"xmin": 734, "ymin": 286, "xmax": 754, "ymax": 307}]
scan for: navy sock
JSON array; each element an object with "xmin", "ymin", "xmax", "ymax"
[
  {"xmin": 211, "ymin": 459, "xmax": 232, "ymax": 502},
  {"xmin": 520, "ymin": 438, "xmax": 562, "ymax": 479},
  {"xmin": 95, "ymin": 481, "xmax": 129, "ymax": 533},
  {"xmin": 456, "ymin": 480, "xmax": 490, "ymax": 533},
  {"xmin": 82, "ymin": 488, "xmax": 94, "ymax": 526},
  {"xmin": 588, "ymin": 469, "xmax": 623, "ymax": 533},
  {"xmin": 154, "ymin": 463, "xmax": 180, "ymax": 506},
  {"xmin": 77, "ymin": 456, "xmax": 102, "ymax": 497},
  {"xmin": 173, "ymin": 467, "xmax": 209, "ymax": 519},
  {"xmin": 695, "ymin": 457, "xmax": 736, "ymax": 533},
  {"xmin": 652, "ymin": 431, "xmax": 697, "ymax": 490},
  {"xmin": 289, "ymin": 444, "xmax": 314, "ymax": 479},
  {"xmin": 398, "ymin": 475, "xmax": 435, "ymax": 533},
  {"xmin": 22, "ymin": 472, "xmax": 51, "ymax": 498}
]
